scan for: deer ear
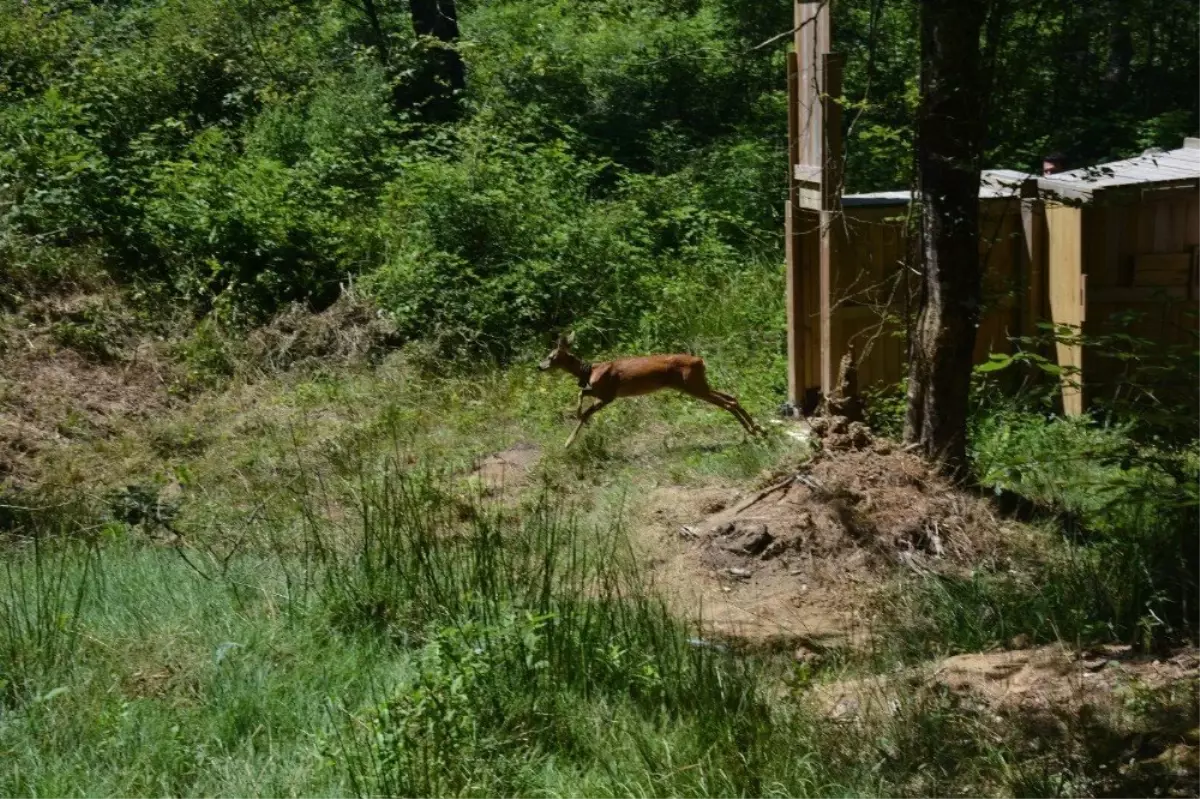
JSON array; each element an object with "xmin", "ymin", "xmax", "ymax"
[
  {"xmin": 566, "ymin": 331, "xmax": 576, "ymax": 346},
  {"xmin": 556, "ymin": 332, "xmax": 570, "ymax": 349}
]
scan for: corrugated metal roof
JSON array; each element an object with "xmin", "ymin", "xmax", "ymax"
[
  {"xmin": 1038, "ymin": 146, "xmax": 1200, "ymax": 202},
  {"xmin": 842, "ymin": 169, "xmax": 1033, "ymax": 208},
  {"xmin": 840, "ymin": 144, "xmax": 1200, "ymax": 208}
]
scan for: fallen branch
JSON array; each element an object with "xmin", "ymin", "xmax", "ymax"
[{"xmin": 733, "ymin": 474, "xmax": 797, "ymax": 514}]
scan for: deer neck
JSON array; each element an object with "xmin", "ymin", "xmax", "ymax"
[{"xmin": 561, "ymin": 353, "xmax": 593, "ymax": 387}]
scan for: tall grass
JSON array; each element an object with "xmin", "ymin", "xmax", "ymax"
[
  {"xmin": 275, "ymin": 454, "xmax": 779, "ymax": 796},
  {"xmin": 0, "ymin": 532, "xmax": 95, "ymax": 706},
  {"xmin": 1, "ymin": 340, "xmax": 1195, "ymax": 797}
]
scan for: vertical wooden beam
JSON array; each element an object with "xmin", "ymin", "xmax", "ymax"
[
  {"xmin": 818, "ymin": 216, "xmax": 834, "ymax": 400},
  {"xmin": 790, "ymin": 0, "xmax": 833, "ymax": 405},
  {"xmin": 1046, "ymin": 204, "xmax": 1085, "ymax": 415},
  {"xmin": 1020, "ymin": 195, "xmax": 1044, "ymax": 332},
  {"xmin": 785, "ymin": 50, "xmax": 803, "ymax": 406},
  {"xmin": 818, "ymin": 52, "xmax": 842, "ymax": 398},
  {"xmin": 821, "ymin": 53, "xmax": 844, "ymax": 213},
  {"xmin": 795, "ymin": 1, "xmax": 831, "ymax": 177}
]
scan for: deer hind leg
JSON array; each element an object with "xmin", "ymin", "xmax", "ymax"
[
  {"xmin": 707, "ymin": 390, "xmax": 764, "ymax": 435},
  {"xmin": 693, "ymin": 389, "xmax": 761, "ymax": 436},
  {"xmin": 565, "ymin": 398, "xmax": 610, "ymax": 448}
]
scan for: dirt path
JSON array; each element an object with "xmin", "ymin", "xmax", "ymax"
[{"xmin": 814, "ymin": 644, "xmax": 1200, "ymax": 721}]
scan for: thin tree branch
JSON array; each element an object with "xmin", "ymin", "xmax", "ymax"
[{"xmin": 751, "ymin": 2, "xmax": 827, "ymax": 51}]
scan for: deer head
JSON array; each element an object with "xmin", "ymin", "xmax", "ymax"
[{"xmin": 538, "ymin": 332, "xmax": 575, "ymax": 372}]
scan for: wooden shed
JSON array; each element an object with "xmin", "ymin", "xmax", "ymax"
[
  {"xmin": 1036, "ymin": 144, "xmax": 1200, "ymax": 414},
  {"xmin": 782, "ymin": 0, "xmax": 1199, "ymax": 414}
]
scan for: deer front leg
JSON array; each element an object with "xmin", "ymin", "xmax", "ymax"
[
  {"xmin": 575, "ymin": 387, "xmax": 594, "ymax": 419},
  {"xmin": 565, "ymin": 398, "xmax": 609, "ymax": 448}
]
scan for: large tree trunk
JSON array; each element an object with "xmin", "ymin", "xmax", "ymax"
[
  {"xmin": 360, "ymin": 0, "xmax": 391, "ymax": 68},
  {"xmin": 1104, "ymin": 0, "xmax": 1133, "ymax": 90},
  {"xmin": 408, "ymin": 0, "xmax": 465, "ymax": 122},
  {"xmin": 904, "ymin": 0, "xmax": 989, "ymax": 478}
]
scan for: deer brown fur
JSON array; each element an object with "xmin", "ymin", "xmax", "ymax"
[{"xmin": 538, "ymin": 333, "xmax": 764, "ymax": 447}]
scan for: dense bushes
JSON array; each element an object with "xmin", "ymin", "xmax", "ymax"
[{"xmin": 1, "ymin": 0, "xmax": 787, "ymax": 348}]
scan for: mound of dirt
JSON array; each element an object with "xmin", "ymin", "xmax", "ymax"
[
  {"xmin": 0, "ymin": 300, "xmax": 178, "ymax": 491},
  {"xmin": 693, "ymin": 425, "xmax": 1002, "ymax": 584},
  {"xmin": 637, "ymin": 418, "xmax": 1007, "ymax": 644}
]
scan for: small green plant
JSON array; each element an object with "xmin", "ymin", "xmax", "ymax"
[
  {"xmin": 333, "ymin": 614, "xmax": 551, "ymax": 797},
  {"xmin": 47, "ymin": 302, "xmax": 125, "ymax": 363},
  {"xmin": 172, "ymin": 319, "xmax": 239, "ymax": 390}
]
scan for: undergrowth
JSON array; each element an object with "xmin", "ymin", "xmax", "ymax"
[
  {"xmin": 5, "ymin": 404, "xmax": 1193, "ymax": 797},
  {"xmin": 865, "ymin": 366, "xmax": 1199, "ymax": 660}
]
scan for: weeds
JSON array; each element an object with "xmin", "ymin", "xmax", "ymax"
[
  {"xmin": 279, "ymin": 454, "xmax": 777, "ymax": 795},
  {"xmin": 0, "ymin": 533, "xmax": 95, "ymax": 705}
]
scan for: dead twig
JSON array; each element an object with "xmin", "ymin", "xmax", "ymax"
[
  {"xmin": 733, "ymin": 473, "xmax": 801, "ymax": 514},
  {"xmin": 751, "ymin": 7, "xmax": 825, "ymax": 51}
]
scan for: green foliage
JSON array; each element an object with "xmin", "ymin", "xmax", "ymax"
[
  {"xmin": 866, "ymin": 310, "xmax": 1200, "ymax": 656},
  {"xmin": 172, "ymin": 318, "xmax": 239, "ymax": 389},
  {"xmin": 3, "ymin": 0, "xmax": 1195, "ymax": 349},
  {"xmin": 0, "ymin": 0, "xmax": 799, "ymax": 348}
]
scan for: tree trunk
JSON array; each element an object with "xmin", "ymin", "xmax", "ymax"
[
  {"xmin": 1105, "ymin": 0, "xmax": 1133, "ymax": 89},
  {"xmin": 360, "ymin": 0, "xmax": 391, "ymax": 68},
  {"xmin": 408, "ymin": 0, "xmax": 465, "ymax": 122},
  {"xmin": 904, "ymin": 0, "xmax": 989, "ymax": 479}
]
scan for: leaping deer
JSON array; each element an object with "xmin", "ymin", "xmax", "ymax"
[{"xmin": 538, "ymin": 334, "xmax": 765, "ymax": 447}]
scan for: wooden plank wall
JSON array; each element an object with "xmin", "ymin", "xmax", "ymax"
[
  {"xmin": 1080, "ymin": 190, "xmax": 1200, "ymax": 398},
  {"xmin": 975, "ymin": 198, "xmax": 1027, "ymax": 361},
  {"xmin": 810, "ymin": 188, "xmax": 1197, "ymax": 412},
  {"xmin": 826, "ymin": 206, "xmax": 907, "ymax": 389},
  {"xmin": 823, "ymin": 199, "xmax": 1032, "ymax": 391}
]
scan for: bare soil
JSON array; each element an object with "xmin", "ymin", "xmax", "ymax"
[
  {"xmin": 468, "ymin": 443, "xmax": 542, "ymax": 498},
  {"xmin": 439, "ymin": 417, "xmax": 1197, "ymax": 791},
  {"xmin": 634, "ymin": 417, "xmax": 1011, "ymax": 647},
  {"xmin": 815, "ymin": 644, "xmax": 1200, "ymax": 722}
]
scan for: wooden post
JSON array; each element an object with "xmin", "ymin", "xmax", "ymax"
[
  {"xmin": 788, "ymin": 0, "xmax": 834, "ymax": 407},
  {"xmin": 819, "ymin": 52, "xmax": 843, "ymax": 398},
  {"xmin": 795, "ymin": 1, "xmax": 831, "ymax": 178},
  {"xmin": 785, "ymin": 50, "xmax": 803, "ymax": 406},
  {"xmin": 821, "ymin": 53, "xmax": 844, "ymax": 213},
  {"xmin": 1020, "ymin": 190, "xmax": 1045, "ymax": 335}
]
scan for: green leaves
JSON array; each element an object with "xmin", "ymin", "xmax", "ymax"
[{"xmin": 973, "ymin": 350, "xmax": 1062, "ymax": 376}]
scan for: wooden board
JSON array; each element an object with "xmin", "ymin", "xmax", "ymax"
[
  {"xmin": 1134, "ymin": 252, "xmax": 1192, "ymax": 286},
  {"xmin": 785, "ymin": 49, "xmax": 803, "ymax": 405},
  {"xmin": 818, "ymin": 52, "xmax": 842, "ymax": 395},
  {"xmin": 793, "ymin": 0, "xmax": 830, "ymax": 213},
  {"xmin": 1046, "ymin": 204, "xmax": 1085, "ymax": 416},
  {"xmin": 1194, "ymin": 245, "xmax": 1199, "ymax": 300}
]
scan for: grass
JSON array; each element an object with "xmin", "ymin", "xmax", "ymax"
[
  {"xmin": 5, "ymin": 488, "xmax": 1177, "ymax": 797},
  {"xmin": 0, "ymin": 335, "xmax": 1196, "ymax": 797}
]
